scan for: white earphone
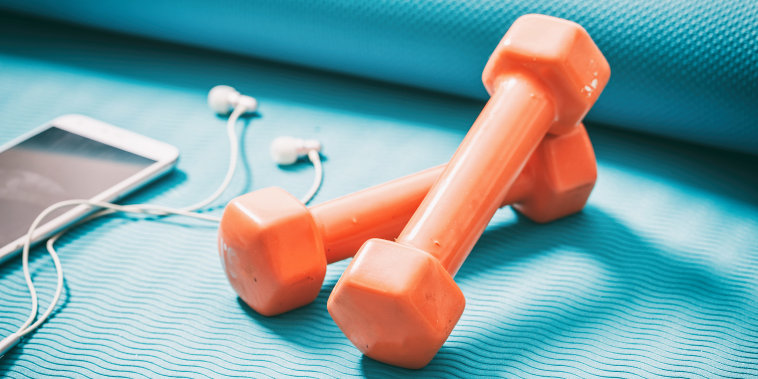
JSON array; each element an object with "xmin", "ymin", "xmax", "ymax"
[
  {"xmin": 270, "ymin": 136, "xmax": 322, "ymax": 165},
  {"xmin": 270, "ymin": 136, "xmax": 324, "ymax": 203},
  {"xmin": 208, "ymin": 85, "xmax": 259, "ymax": 115},
  {"xmin": 1, "ymin": 85, "xmax": 323, "ymax": 358}
]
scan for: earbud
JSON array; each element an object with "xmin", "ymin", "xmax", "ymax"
[
  {"xmin": 270, "ymin": 136, "xmax": 322, "ymax": 165},
  {"xmin": 208, "ymin": 85, "xmax": 258, "ymax": 114}
]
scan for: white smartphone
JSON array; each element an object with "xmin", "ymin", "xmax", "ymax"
[{"xmin": 0, "ymin": 114, "xmax": 179, "ymax": 262}]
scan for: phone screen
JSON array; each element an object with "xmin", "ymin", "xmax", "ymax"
[{"xmin": 0, "ymin": 126, "xmax": 157, "ymax": 248}]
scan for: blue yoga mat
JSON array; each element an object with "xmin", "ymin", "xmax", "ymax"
[
  {"xmin": 0, "ymin": 0, "xmax": 757, "ymax": 154},
  {"xmin": 1, "ymin": 12, "xmax": 757, "ymax": 377}
]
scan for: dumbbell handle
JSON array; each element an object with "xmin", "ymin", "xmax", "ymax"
[
  {"xmin": 311, "ymin": 158, "xmax": 535, "ymax": 264},
  {"xmin": 398, "ymin": 74, "xmax": 555, "ymax": 275}
]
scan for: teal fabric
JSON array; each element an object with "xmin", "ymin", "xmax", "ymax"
[
  {"xmin": 0, "ymin": 0, "xmax": 757, "ymax": 154},
  {"xmin": 1, "ymin": 12, "xmax": 758, "ymax": 378}
]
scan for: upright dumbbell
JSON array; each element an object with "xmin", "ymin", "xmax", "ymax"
[
  {"xmin": 219, "ymin": 124, "xmax": 595, "ymax": 317},
  {"xmin": 327, "ymin": 14, "xmax": 610, "ymax": 368}
]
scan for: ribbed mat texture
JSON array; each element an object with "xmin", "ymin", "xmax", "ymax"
[
  {"xmin": 0, "ymin": 0, "xmax": 757, "ymax": 154},
  {"xmin": 1, "ymin": 11, "xmax": 758, "ymax": 378}
]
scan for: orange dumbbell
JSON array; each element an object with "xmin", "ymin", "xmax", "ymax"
[
  {"xmin": 327, "ymin": 14, "xmax": 610, "ymax": 369},
  {"xmin": 218, "ymin": 125, "xmax": 595, "ymax": 316}
]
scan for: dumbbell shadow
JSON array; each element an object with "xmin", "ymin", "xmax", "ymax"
[
  {"xmin": 354, "ymin": 205, "xmax": 749, "ymax": 375},
  {"xmin": 275, "ymin": 153, "xmax": 328, "ymax": 173}
]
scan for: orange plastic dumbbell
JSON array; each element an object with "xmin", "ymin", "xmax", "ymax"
[
  {"xmin": 218, "ymin": 125, "xmax": 595, "ymax": 316},
  {"xmin": 327, "ymin": 14, "xmax": 610, "ymax": 368}
]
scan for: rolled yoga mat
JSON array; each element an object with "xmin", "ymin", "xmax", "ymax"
[{"xmin": 1, "ymin": 0, "xmax": 757, "ymax": 154}]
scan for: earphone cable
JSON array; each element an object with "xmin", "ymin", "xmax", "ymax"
[
  {"xmin": 3, "ymin": 101, "xmax": 326, "ymax": 357},
  {"xmin": 300, "ymin": 149, "xmax": 323, "ymax": 204},
  {"xmin": 6, "ymin": 200, "xmax": 221, "ymax": 350},
  {"xmin": 179, "ymin": 105, "xmax": 245, "ymax": 212}
]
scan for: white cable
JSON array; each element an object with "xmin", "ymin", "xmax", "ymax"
[
  {"xmin": 13, "ymin": 200, "xmax": 218, "ymax": 337},
  {"xmin": 179, "ymin": 105, "xmax": 245, "ymax": 212},
  {"xmin": 1, "ymin": 198, "xmax": 223, "ymax": 356},
  {"xmin": 300, "ymin": 149, "xmax": 323, "ymax": 205},
  {"xmin": 4, "ymin": 102, "xmax": 326, "ymax": 357}
]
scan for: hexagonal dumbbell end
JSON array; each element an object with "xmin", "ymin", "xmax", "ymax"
[
  {"xmin": 218, "ymin": 187, "xmax": 327, "ymax": 316},
  {"xmin": 514, "ymin": 124, "xmax": 597, "ymax": 223},
  {"xmin": 327, "ymin": 239, "xmax": 465, "ymax": 369},
  {"xmin": 482, "ymin": 14, "xmax": 610, "ymax": 135}
]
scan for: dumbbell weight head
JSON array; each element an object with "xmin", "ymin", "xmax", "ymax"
[
  {"xmin": 482, "ymin": 14, "xmax": 610, "ymax": 135},
  {"xmin": 514, "ymin": 125, "xmax": 596, "ymax": 223},
  {"xmin": 328, "ymin": 238, "xmax": 461, "ymax": 369},
  {"xmin": 219, "ymin": 189, "xmax": 325, "ymax": 316}
]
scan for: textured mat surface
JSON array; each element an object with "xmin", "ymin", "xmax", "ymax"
[
  {"xmin": 1, "ymin": 0, "xmax": 757, "ymax": 154},
  {"xmin": 1, "ymin": 13, "xmax": 758, "ymax": 378}
]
